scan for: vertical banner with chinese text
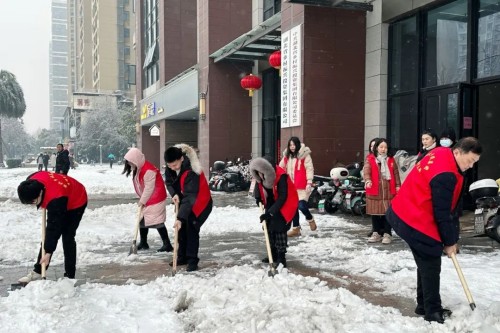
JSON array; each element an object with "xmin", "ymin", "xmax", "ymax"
[{"xmin": 280, "ymin": 25, "xmax": 302, "ymax": 128}]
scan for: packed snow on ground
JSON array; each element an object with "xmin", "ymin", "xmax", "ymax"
[{"xmin": 0, "ymin": 166, "xmax": 500, "ymax": 332}]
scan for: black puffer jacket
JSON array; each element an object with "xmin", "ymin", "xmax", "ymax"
[{"xmin": 55, "ymin": 150, "xmax": 70, "ymax": 174}]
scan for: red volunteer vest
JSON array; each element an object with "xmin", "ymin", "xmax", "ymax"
[
  {"xmin": 258, "ymin": 167, "xmax": 298, "ymax": 223},
  {"xmin": 135, "ymin": 161, "xmax": 167, "ymax": 206},
  {"xmin": 180, "ymin": 171, "xmax": 211, "ymax": 217},
  {"xmin": 390, "ymin": 148, "xmax": 464, "ymax": 242},
  {"xmin": 283, "ymin": 156, "xmax": 307, "ymax": 189},
  {"xmin": 30, "ymin": 172, "xmax": 87, "ymax": 210},
  {"xmin": 365, "ymin": 155, "xmax": 397, "ymax": 196}
]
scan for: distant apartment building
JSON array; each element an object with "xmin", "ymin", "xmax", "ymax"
[
  {"xmin": 49, "ymin": 0, "xmax": 69, "ymax": 131},
  {"xmin": 68, "ymin": 0, "xmax": 136, "ymax": 96},
  {"xmin": 63, "ymin": 0, "xmax": 136, "ymax": 152}
]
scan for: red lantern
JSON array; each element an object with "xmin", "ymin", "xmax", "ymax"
[
  {"xmin": 269, "ymin": 50, "xmax": 281, "ymax": 76},
  {"xmin": 240, "ymin": 74, "xmax": 262, "ymax": 97}
]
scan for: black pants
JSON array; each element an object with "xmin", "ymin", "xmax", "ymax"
[
  {"xmin": 411, "ymin": 247, "xmax": 442, "ymax": 314},
  {"xmin": 34, "ymin": 204, "xmax": 86, "ymax": 278},
  {"xmin": 139, "ymin": 224, "xmax": 170, "ymax": 242},
  {"xmin": 292, "ymin": 200, "xmax": 313, "ymax": 227},
  {"xmin": 38, "ymin": 164, "xmax": 43, "ymax": 171},
  {"xmin": 371, "ymin": 215, "xmax": 392, "ymax": 235},
  {"xmin": 177, "ymin": 214, "xmax": 204, "ymax": 265}
]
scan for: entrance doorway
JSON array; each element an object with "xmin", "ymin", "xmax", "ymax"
[
  {"xmin": 420, "ymin": 87, "xmax": 459, "ymax": 138},
  {"xmin": 262, "ymin": 69, "xmax": 280, "ymax": 164}
]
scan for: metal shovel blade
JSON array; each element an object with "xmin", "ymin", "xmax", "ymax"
[{"xmin": 129, "ymin": 240, "xmax": 137, "ymax": 256}]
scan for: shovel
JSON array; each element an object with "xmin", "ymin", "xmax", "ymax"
[
  {"xmin": 259, "ymin": 203, "xmax": 277, "ymax": 277},
  {"xmin": 450, "ymin": 252, "xmax": 476, "ymax": 310},
  {"xmin": 41, "ymin": 208, "xmax": 47, "ymax": 279},
  {"xmin": 128, "ymin": 206, "xmax": 143, "ymax": 255},
  {"xmin": 172, "ymin": 202, "xmax": 179, "ymax": 276}
]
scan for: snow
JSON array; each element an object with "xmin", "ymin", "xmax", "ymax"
[{"xmin": 1, "ymin": 165, "xmax": 500, "ymax": 332}]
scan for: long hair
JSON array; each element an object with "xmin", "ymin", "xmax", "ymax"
[
  {"xmin": 122, "ymin": 160, "xmax": 137, "ymax": 178},
  {"xmin": 368, "ymin": 137, "xmax": 379, "ymax": 154},
  {"xmin": 285, "ymin": 137, "xmax": 301, "ymax": 158}
]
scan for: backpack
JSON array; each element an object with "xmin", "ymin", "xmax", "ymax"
[{"xmin": 394, "ymin": 150, "xmax": 418, "ymax": 184}]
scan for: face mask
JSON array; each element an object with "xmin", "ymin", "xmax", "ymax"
[{"xmin": 440, "ymin": 138, "xmax": 452, "ymax": 147}]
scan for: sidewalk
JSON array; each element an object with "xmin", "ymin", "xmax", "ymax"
[{"xmin": 2, "ymin": 192, "xmax": 499, "ymax": 318}]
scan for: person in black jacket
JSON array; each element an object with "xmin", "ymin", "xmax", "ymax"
[
  {"xmin": 164, "ymin": 144, "xmax": 213, "ymax": 272},
  {"xmin": 387, "ymin": 137, "xmax": 482, "ymax": 324},
  {"xmin": 42, "ymin": 153, "xmax": 50, "ymax": 171},
  {"xmin": 250, "ymin": 157, "xmax": 298, "ymax": 268},
  {"xmin": 55, "ymin": 144, "xmax": 70, "ymax": 175}
]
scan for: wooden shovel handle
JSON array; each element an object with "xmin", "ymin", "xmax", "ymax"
[
  {"xmin": 450, "ymin": 252, "xmax": 476, "ymax": 310},
  {"xmin": 259, "ymin": 203, "xmax": 276, "ymax": 274},
  {"xmin": 41, "ymin": 208, "xmax": 47, "ymax": 279},
  {"xmin": 172, "ymin": 202, "xmax": 179, "ymax": 275}
]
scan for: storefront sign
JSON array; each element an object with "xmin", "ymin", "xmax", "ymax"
[
  {"xmin": 149, "ymin": 124, "xmax": 160, "ymax": 136},
  {"xmin": 281, "ymin": 25, "xmax": 302, "ymax": 128},
  {"xmin": 141, "ymin": 102, "xmax": 157, "ymax": 120}
]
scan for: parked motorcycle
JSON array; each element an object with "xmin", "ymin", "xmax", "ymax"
[
  {"xmin": 317, "ymin": 167, "xmax": 349, "ymax": 214},
  {"xmin": 338, "ymin": 176, "xmax": 366, "ymax": 216},
  {"xmin": 209, "ymin": 158, "xmax": 251, "ymax": 192},
  {"xmin": 470, "ymin": 179, "xmax": 500, "ymax": 242}
]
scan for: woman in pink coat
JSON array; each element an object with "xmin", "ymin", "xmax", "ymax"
[{"xmin": 123, "ymin": 148, "xmax": 173, "ymax": 252}]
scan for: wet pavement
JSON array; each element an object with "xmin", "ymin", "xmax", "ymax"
[{"xmin": 2, "ymin": 191, "xmax": 499, "ymax": 318}]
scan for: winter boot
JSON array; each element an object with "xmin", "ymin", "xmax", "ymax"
[
  {"xmin": 275, "ymin": 252, "xmax": 287, "ymax": 268},
  {"xmin": 186, "ymin": 258, "xmax": 199, "ymax": 272},
  {"xmin": 137, "ymin": 228, "xmax": 149, "ymax": 250},
  {"xmin": 156, "ymin": 227, "xmax": 173, "ymax": 252},
  {"xmin": 18, "ymin": 271, "xmax": 41, "ymax": 284},
  {"xmin": 308, "ymin": 219, "xmax": 317, "ymax": 231},
  {"xmin": 157, "ymin": 240, "xmax": 173, "ymax": 252},
  {"xmin": 287, "ymin": 227, "xmax": 301, "ymax": 237}
]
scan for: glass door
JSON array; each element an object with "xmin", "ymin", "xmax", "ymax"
[
  {"xmin": 477, "ymin": 82, "xmax": 500, "ymax": 179},
  {"xmin": 420, "ymin": 87, "xmax": 460, "ymax": 136},
  {"xmin": 262, "ymin": 69, "xmax": 280, "ymax": 164}
]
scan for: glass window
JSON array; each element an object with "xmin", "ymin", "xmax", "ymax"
[
  {"xmin": 424, "ymin": 0, "xmax": 468, "ymax": 87},
  {"xmin": 477, "ymin": 0, "xmax": 500, "ymax": 78},
  {"xmin": 389, "ymin": 17, "xmax": 418, "ymax": 94},
  {"xmin": 389, "ymin": 94, "xmax": 419, "ymax": 153},
  {"xmin": 264, "ymin": 0, "xmax": 281, "ymax": 21}
]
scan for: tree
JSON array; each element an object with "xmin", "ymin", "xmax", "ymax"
[
  {"xmin": 0, "ymin": 70, "xmax": 26, "ymax": 164},
  {"xmin": 77, "ymin": 101, "xmax": 136, "ymax": 163},
  {"xmin": 0, "ymin": 117, "xmax": 35, "ymax": 159}
]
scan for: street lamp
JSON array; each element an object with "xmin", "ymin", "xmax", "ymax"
[{"xmin": 99, "ymin": 144, "xmax": 102, "ymax": 165}]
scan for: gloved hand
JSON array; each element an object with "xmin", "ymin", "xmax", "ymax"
[
  {"xmin": 256, "ymin": 199, "xmax": 262, "ymax": 207},
  {"xmin": 259, "ymin": 213, "xmax": 272, "ymax": 223}
]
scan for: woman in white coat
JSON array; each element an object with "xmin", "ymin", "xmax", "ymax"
[
  {"xmin": 279, "ymin": 137, "xmax": 316, "ymax": 237},
  {"xmin": 123, "ymin": 148, "xmax": 173, "ymax": 252}
]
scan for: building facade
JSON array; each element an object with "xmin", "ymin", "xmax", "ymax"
[
  {"xmin": 135, "ymin": 0, "xmax": 499, "ymax": 181},
  {"xmin": 49, "ymin": 0, "xmax": 69, "ymax": 132}
]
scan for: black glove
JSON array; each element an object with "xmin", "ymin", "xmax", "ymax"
[
  {"xmin": 260, "ymin": 213, "xmax": 271, "ymax": 223},
  {"xmin": 256, "ymin": 199, "xmax": 262, "ymax": 207}
]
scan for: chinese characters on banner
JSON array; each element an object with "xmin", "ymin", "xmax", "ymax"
[{"xmin": 281, "ymin": 24, "xmax": 302, "ymax": 128}]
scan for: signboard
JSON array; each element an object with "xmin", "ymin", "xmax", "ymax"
[
  {"xmin": 149, "ymin": 124, "xmax": 160, "ymax": 137},
  {"xmin": 141, "ymin": 102, "xmax": 157, "ymax": 120},
  {"xmin": 281, "ymin": 30, "xmax": 291, "ymax": 128},
  {"xmin": 281, "ymin": 24, "xmax": 302, "ymax": 128},
  {"xmin": 73, "ymin": 97, "xmax": 91, "ymax": 110}
]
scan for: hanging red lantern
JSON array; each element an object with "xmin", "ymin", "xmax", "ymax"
[
  {"xmin": 269, "ymin": 50, "xmax": 281, "ymax": 76},
  {"xmin": 240, "ymin": 74, "xmax": 262, "ymax": 97}
]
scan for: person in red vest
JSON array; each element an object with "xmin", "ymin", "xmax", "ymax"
[
  {"xmin": 250, "ymin": 157, "xmax": 298, "ymax": 268},
  {"xmin": 279, "ymin": 137, "xmax": 316, "ymax": 237},
  {"xmin": 164, "ymin": 144, "xmax": 213, "ymax": 272},
  {"xmin": 363, "ymin": 138, "xmax": 401, "ymax": 244},
  {"xmin": 16, "ymin": 171, "xmax": 88, "ymax": 283},
  {"xmin": 387, "ymin": 137, "xmax": 482, "ymax": 324},
  {"xmin": 123, "ymin": 148, "xmax": 173, "ymax": 252}
]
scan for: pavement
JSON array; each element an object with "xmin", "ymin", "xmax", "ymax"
[{"xmin": 2, "ymin": 191, "xmax": 499, "ymax": 318}]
